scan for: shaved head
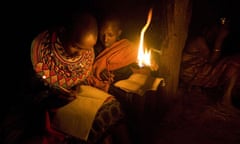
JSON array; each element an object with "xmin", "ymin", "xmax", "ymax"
[{"xmin": 64, "ymin": 13, "xmax": 98, "ymax": 50}]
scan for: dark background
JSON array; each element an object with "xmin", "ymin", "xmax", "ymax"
[
  {"xmin": 2, "ymin": 0, "xmax": 239, "ymax": 119},
  {"xmin": 0, "ymin": 1, "xmax": 239, "ymax": 144}
]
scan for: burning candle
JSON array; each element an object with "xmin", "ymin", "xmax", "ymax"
[
  {"xmin": 137, "ymin": 8, "xmax": 153, "ymax": 67},
  {"xmin": 42, "ymin": 75, "xmax": 46, "ymax": 79}
]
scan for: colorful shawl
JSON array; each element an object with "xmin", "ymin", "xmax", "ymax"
[{"xmin": 31, "ymin": 30, "xmax": 94, "ymax": 90}]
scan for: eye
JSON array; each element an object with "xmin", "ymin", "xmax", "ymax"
[
  {"xmin": 108, "ymin": 34, "xmax": 114, "ymax": 37},
  {"xmin": 72, "ymin": 43, "xmax": 81, "ymax": 49}
]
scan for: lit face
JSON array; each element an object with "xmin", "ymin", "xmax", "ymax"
[
  {"xmin": 67, "ymin": 43, "xmax": 88, "ymax": 57},
  {"xmin": 99, "ymin": 21, "xmax": 122, "ymax": 48},
  {"xmin": 67, "ymin": 34, "xmax": 97, "ymax": 57}
]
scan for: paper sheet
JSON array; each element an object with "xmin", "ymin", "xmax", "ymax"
[{"xmin": 52, "ymin": 85, "xmax": 110, "ymax": 140}]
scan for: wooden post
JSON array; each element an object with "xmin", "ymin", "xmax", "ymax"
[{"xmin": 154, "ymin": 0, "xmax": 192, "ymax": 101}]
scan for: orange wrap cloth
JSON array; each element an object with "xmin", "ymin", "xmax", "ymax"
[{"xmin": 88, "ymin": 39, "xmax": 138, "ymax": 91}]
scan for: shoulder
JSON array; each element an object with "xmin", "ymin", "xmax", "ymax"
[
  {"xmin": 32, "ymin": 30, "xmax": 49, "ymax": 41},
  {"xmin": 118, "ymin": 38, "xmax": 131, "ymax": 43},
  {"xmin": 188, "ymin": 35, "xmax": 205, "ymax": 44},
  {"xmin": 116, "ymin": 39, "xmax": 134, "ymax": 47},
  {"xmin": 184, "ymin": 36, "xmax": 207, "ymax": 53},
  {"xmin": 185, "ymin": 35, "xmax": 206, "ymax": 49}
]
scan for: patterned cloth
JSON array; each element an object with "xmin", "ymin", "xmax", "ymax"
[
  {"xmin": 31, "ymin": 29, "xmax": 94, "ymax": 90},
  {"xmin": 87, "ymin": 96, "xmax": 125, "ymax": 144},
  {"xmin": 31, "ymin": 29, "xmax": 126, "ymax": 143},
  {"xmin": 180, "ymin": 36, "xmax": 240, "ymax": 88}
]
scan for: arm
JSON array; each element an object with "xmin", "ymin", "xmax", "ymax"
[
  {"xmin": 107, "ymin": 43, "xmax": 138, "ymax": 70},
  {"xmin": 209, "ymin": 25, "xmax": 229, "ymax": 64},
  {"xmin": 93, "ymin": 39, "xmax": 137, "ymax": 80}
]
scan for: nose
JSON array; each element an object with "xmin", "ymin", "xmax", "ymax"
[{"xmin": 103, "ymin": 35, "xmax": 108, "ymax": 43}]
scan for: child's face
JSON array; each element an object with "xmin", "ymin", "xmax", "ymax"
[{"xmin": 99, "ymin": 21, "xmax": 121, "ymax": 48}]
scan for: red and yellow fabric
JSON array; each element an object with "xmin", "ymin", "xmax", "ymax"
[{"xmin": 31, "ymin": 30, "xmax": 94, "ymax": 90}]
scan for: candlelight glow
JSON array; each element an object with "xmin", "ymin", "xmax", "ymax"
[
  {"xmin": 42, "ymin": 75, "xmax": 46, "ymax": 79},
  {"xmin": 137, "ymin": 8, "xmax": 153, "ymax": 67}
]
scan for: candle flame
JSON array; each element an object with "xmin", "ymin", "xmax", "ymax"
[
  {"xmin": 137, "ymin": 8, "xmax": 153, "ymax": 67},
  {"xmin": 42, "ymin": 75, "xmax": 46, "ymax": 79}
]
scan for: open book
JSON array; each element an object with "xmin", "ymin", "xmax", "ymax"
[
  {"xmin": 114, "ymin": 73, "xmax": 165, "ymax": 96},
  {"xmin": 52, "ymin": 85, "xmax": 110, "ymax": 141}
]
